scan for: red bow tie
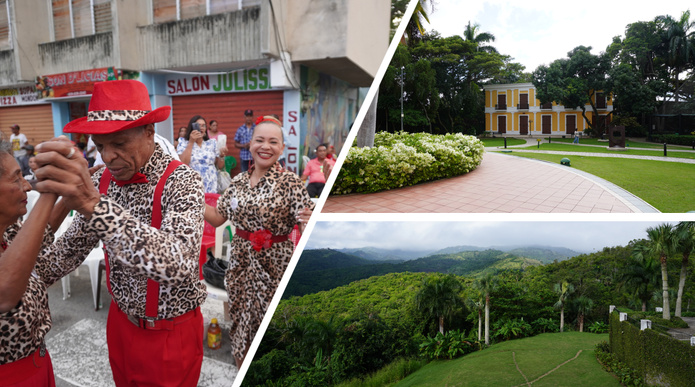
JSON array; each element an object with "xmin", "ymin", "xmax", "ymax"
[{"xmin": 112, "ymin": 172, "xmax": 149, "ymax": 187}]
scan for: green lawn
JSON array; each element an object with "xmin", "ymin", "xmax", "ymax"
[
  {"xmin": 397, "ymin": 333, "xmax": 617, "ymax": 387},
  {"xmin": 514, "ymin": 143, "xmax": 695, "ymax": 160},
  {"xmin": 481, "ymin": 138, "xmax": 526, "ymax": 147},
  {"xmin": 500, "ymin": 152, "xmax": 695, "ymax": 213}
]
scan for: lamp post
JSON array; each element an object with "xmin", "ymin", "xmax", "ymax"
[{"xmin": 400, "ymin": 66, "xmax": 404, "ymax": 132}]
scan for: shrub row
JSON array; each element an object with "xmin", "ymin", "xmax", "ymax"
[
  {"xmin": 649, "ymin": 134, "xmax": 695, "ymax": 147},
  {"xmin": 332, "ymin": 131, "xmax": 484, "ymax": 194},
  {"xmin": 594, "ymin": 341, "xmax": 645, "ymax": 386},
  {"xmin": 609, "ymin": 312, "xmax": 695, "ymax": 387}
]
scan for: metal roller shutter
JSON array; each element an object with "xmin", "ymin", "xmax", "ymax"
[
  {"xmin": 0, "ymin": 105, "xmax": 55, "ymax": 146},
  {"xmin": 171, "ymin": 90, "xmax": 284, "ymax": 176}
]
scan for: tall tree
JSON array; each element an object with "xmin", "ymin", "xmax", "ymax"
[
  {"xmin": 656, "ymin": 11, "xmax": 695, "ymax": 103},
  {"xmin": 466, "ymin": 292, "xmax": 485, "ymax": 342},
  {"xmin": 674, "ymin": 221, "xmax": 695, "ymax": 317},
  {"xmin": 621, "ymin": 251, "xmax": 660, "ymax": 312},
  {"xmin": 415, "ymin": 274, "xmax": 462, "ymax": 335},
  {"xmin": 554, "ymin": 281, "xmax": 575, "ymax": 333},
  {"xmin": 573, "ymin": 295, "xmax": 594, "ymax": 333},
  {"xmin": 462, "ymin": 21, "xmax": 498, "ymax": 54},
  {"xmin": 475, "ymin": 274, "xmax": 498, "ymax": 345},
  {"xmin": 532, "ymin": 46, "xmax": 614, "ymax": 136},
  {"xmin": 644, "ymin": 223, "xmax": 677, "ymax": 320}
]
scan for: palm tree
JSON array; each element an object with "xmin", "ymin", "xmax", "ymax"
[
  {"xmin": 474, "ymin": 274, "xmax": 498, "ymax": 345},
  {"xmin": 574, "ymin": 295, "xmax": 594, "ymax": 333},
  {"xmin": 466, "ymin": 292, "xmax": 484, "ymax": 342},
  {"xmin": 403, "ymin": 0, "xmax": 433, "ymax": 45},
  {"xmin": 554, "ymin": 281, "xmax": 575, "ymax": 333},
  {"xmin": 621, "ymin": 252, "xmax": 661, "ymax": 312},
  {"xmin": 645, "ymin": 223, "xmax": 677, "ymax": 320},
  {"xmin": 656, "ymin": 11, "xmax": 695, "ymax": 103},
  {"xmin": 462, "ymin": 21, "xmax": 498, "ymax": 53},
  {"xmin": 674, "ymin": 221, "xmax": 695, "ymax": 317},
  {"xmin": 415, "ymin": 274, "xmax": 463, "ymax": 335}
]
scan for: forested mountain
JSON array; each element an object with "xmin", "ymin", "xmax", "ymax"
[
  {"xmin": 282, "ymin": 248, "xmax": 543, "ymax": 298},
  {"xmin": 336, "ymin": 247, "xmax": 433, "ymax": 261}
]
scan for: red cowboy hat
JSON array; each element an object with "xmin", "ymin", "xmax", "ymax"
[{"xmin": 63, "ymin": 80, "xmax": 171, "ymax": 134}]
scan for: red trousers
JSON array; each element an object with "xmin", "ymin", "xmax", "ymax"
[
  {"xmin": 107, "ymin": 302, "xmax": 204, "ymax": 386},
  {"xmin": 0, "ymin": 348, "xmax": 56, "ymax": 387}
]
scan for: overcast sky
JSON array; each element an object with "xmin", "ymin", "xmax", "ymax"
[
  {"xmin": 423, "ymin": 0, "xmax": 693, "ymax": 72},
  {"xmin": 305, "ymin": 220, "xmax": 670, "ymax": 253}
]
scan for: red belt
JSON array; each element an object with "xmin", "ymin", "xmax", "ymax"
[
  {"xmin": 0, "ymin": 345, "xmax": 48, "ymax": 384},
  {"xmin": 236, "ymin": 228, "xmax": 289, "ymax": 251},
  {"xmin": 117, "ymin": 302, "xmax": 200, "ymax": 331}
]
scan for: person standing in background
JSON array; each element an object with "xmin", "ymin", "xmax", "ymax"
[
  {"xmin": 9, "ymin": 125, "xmax": 31, "ymax": 177},
  {"xmin": 301, "ymin": 143, "xmax": 335, "ymax": 198},
  {"xmin": 234, "ymin": 109, "xmax": 255, "ymax": 172},
  {"xmin": 208, "ymin": 120, "xmax": 228, "ymax": 159}
]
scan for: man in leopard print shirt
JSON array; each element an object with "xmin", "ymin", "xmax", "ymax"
[{"xmin": 35, "ymin": 80, "xmax": 207, "ymax": 386}]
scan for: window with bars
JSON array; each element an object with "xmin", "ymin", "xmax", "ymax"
[
  {"xmin": 153, "ymin": 0, "xmax": 260, "ymax": 23},
  {"xmin": 52, "ymin": 0, "xmax": 112, "ymax": 41},
  {"xmin": 0, "ymin": 0, "xmax": 10, "ymax": 50}
]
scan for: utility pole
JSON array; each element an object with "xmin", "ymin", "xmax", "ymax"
[{"xmin": 400, "ymin": 66, "xmax": 404, "ymax": 132}]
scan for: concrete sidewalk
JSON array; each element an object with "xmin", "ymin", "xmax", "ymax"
[
  {"xmin": 322, "ymin": 152, "xmax": 658, "ymax": 213},
  {"xmin": 45, "ymin": 270, "xmax": 237, "ymax": 387}
]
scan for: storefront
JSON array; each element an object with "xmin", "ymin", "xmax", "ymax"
[
  {"xmin": 164, "ymin": 66, "xmax": 301, "ymax": 175},
  {"xmin": 0, "ymin": 85, "xmax": 53, "ymax": 146}
]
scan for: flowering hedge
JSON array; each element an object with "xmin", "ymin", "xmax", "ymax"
[{"xmin": 332, "ymin": 131, "xmax": 484, "ymax": 194}]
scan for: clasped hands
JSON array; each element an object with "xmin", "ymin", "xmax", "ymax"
[{"xmin": 33, "ymin": 137, "xmax": 103, "ymax": 218}]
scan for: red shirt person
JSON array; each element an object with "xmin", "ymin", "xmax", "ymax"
[
  {"xmin": 35, "ymin": 80, "xmax": 206, "ymax": 386},
  {"xmin": 301, "ymin": 143, "xmax": 335, "ymax": 198}
]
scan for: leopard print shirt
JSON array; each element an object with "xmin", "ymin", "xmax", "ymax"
[
  {"xmin": 39, "ymin": 145, "xmax": 208, "ymax": 319},
  {"xmin": 0, "ymin": 221, "xmax": 56, "ymax": 364},
  {"xmin": 218, "ymin": 164, "xmax": 314, "ymax": 361}
]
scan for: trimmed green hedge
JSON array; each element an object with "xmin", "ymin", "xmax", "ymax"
[
  {"xmin": 650, "ymin": 134, "xmax": 695, "ymax": 147},
  {"xmin": 332, "ymin": 132, "xmax": 484, "ymax": 194},
  {"xmin": 609, "ymin": 312, "xmax": 695, "ymax": 386}
]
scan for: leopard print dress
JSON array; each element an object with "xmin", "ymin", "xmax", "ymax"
[
  {"xmin": 0, "ymin": 222, "xmax": 57, "ymax": 364},
  {"xmin": 217, "ymin": 164, "xmax": 314, "ymax": 362}
]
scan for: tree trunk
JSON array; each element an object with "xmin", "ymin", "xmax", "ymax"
[
  {"xmin": 439, "ymin": 315, "xmax": 444, "ymax": 335},
  {"xmin": 661, "ymin": 255, "xmax": 671, "ymax": 320},
  {"xmin": 484, "ymin": 295, "xmax": 490, "ymax": 345},
  {"xmin": 560, "ymin": 306, "xmax": 564, "ymax": 333},
  {"xmin": 579, "ymin": 314, "xmax": 584, "ymax": 333},
  {"xmin": 642, "ymin": 300, "xmax": 647, "ymax": 312},
  {"xmin": 355, "ymin": 91, "xmax": 377, "ymax": 148},
  {"xmin": 676, "ymin": 254, "xmax": 688, "ymax": 317},
  {"xmin": 477, "ymin": 310, "xmax": 482, "ymax": 342}
]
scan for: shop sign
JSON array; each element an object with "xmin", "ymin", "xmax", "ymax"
[
  {"xmin": 0, "ymin": 86, "xmax": 44, "ymax": 106},
  {"xmin": 165, "ymin": 66, "xmax": 271, "ymax": 96},
  {"xmin": 36, "ymin": 67, "xmax": 121, "ymax": 99}
]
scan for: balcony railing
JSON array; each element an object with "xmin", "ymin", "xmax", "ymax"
[
  {"xmin": 495, "ymin": 104, "xmax": 507, "ymax": 110},
  {"xmin": 517, "ymin": 103, "xmax": 529, "ymax": 110}
]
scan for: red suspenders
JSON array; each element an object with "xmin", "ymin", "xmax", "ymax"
[{"xmin": 98, "ymin": 160, "xmax": 182, "ymax": 319}]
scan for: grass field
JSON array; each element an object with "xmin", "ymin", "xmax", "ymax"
[
  {"xmin": 499, "ymin": 152, "xmax": 695, "ymax": 213},
  {"xmin": 515, "ymin": 143, "xmax": 695, "ymax": 160},
  {"xmin": 481, "ymin": 138, "xmax": 526, "ymax": 147},
  {"xmin": 397, "ymin": 333, "xmax": 617, "ymax": 387}
]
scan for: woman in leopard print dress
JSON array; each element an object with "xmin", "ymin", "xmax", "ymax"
[
  {"xmin": 0, "ymin": 140, "xmax": 73, "ymax": 386},
  {"xmin": 205, "ymin": 116, "xmax": 314, "ymax": 368}
]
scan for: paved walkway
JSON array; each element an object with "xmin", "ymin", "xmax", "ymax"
[
  {"xmin": 492, "ymin": 136, "xmax": 695, "ymax": 164},
  {"xmin": 323, "ymin": 151, "xmax": 659, "ymax": 213}
]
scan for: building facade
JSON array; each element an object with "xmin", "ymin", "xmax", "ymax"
[
  {"xmin": 0, "ymin": 0, "xmax": 390, "ymax": 175},
  {"xmin": 483, "ymin": 83, "xmax": 613, "ymax": 137}
]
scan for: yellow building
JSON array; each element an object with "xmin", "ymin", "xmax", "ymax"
[{"xmin": 483, "ymin": 83, "xmax": 613, "ymax": 136}]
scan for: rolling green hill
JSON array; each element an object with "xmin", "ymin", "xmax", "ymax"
[
  {"xmin": 282, "ymin": 249, "xmax": 542, "ymax": 299},
  {"xmin": 397, "ymin": 332, "xmax": 616, "ymax": 387}
]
